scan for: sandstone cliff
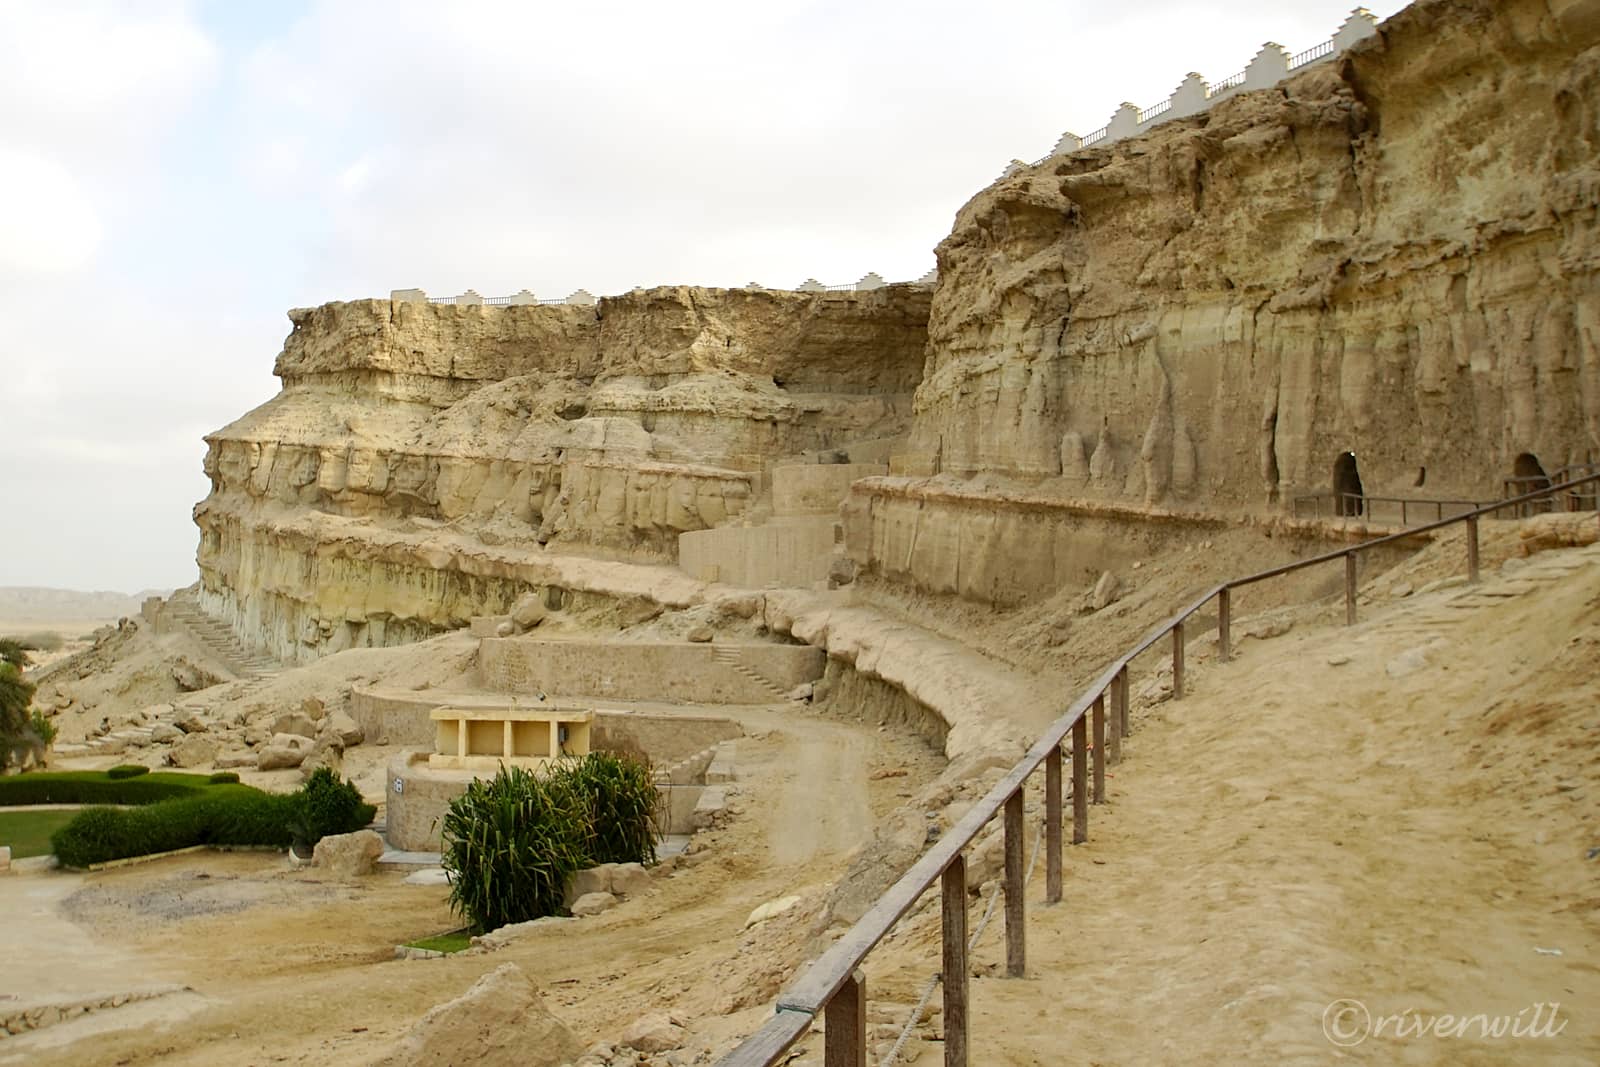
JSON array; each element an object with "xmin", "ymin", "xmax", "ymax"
[
  {"xmin": 196, "ymin": 286, "xmax": 929, "ymax": 658},
  {"xmin": 848, "ymin": 0, "xmax": 1600, "ymax": 602}
]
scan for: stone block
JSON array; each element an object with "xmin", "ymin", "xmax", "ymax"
[
  {"xmin": 570, "ymin": 891, "xmax": 617, "ymax": 917},
  {"xmin": 566, "ymin": 863, "xmax": 616, "ymax": 905},
  {"xmin": 271, "ymin": 712, "xmax": 318, "ymax": 739},
  {"xmin": 166, "ymin": 734, "xmax": 220, "ymax": 768},
  {"xmin": 610, "ymin": 862, "xmax": 651, "ymax": 898},
  {"xmin": 312, "ymin": 829, "xmax": 385, "ymax": 879}
]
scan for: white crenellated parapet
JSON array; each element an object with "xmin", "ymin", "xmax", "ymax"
[
  {"xmin": 391, "ymin": 287, "xmax": 428, "ymax": 303},
  {"xmin": 796, "ymin": 278, "xmax": 825, "ymax": 292},
  {"xmin": 506, "ymin": 289, "xmax": 538, "ymax": 305},
  {"xmin": 856, "ymin": 272, "xmax": 886, "ymax": 291},
  {"xmin": 1034, "ymin": 7, "xmax": 1381, "ymax": 162},
  {"xmin": 456, "ymin": 289, "xmax": 484, "ymax": 306},
  {"xmin": 564, "ymin": 289, "xmax": 597, "ymax": 306},
  {"xmin": 744, "ymin": 281, "xmax": 764, "ymax": 290}
]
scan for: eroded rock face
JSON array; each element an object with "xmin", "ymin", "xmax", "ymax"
[
  {"xmin": 376, "ymin": 963, "xmax": 581, "ymax": 1067},
  {"xmin": 900, "ymin": 0, "xmax": 1600, "ymax": 510},
  {"xmin": 196, "ymin": 286, "xmax": 930, "ymax": 659}
]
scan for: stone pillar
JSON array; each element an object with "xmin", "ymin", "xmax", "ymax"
[
  {"xmin": 1243, "ymin": 43, "xmax": 1290, "ymax": 91},
  {"xmin": 1105, "ymin": 102, "xmax": 1140, "ymax": 145},
  {"xmin": 456, "ymin": 289, "xmax": 484, "ymax": 306},
  {"xmin": 1169, "ymin": 73, "xmax": 1209, "ymax": 119},
  {"xmin": 796, "ymin": 278, "xmax": 825, "ymax": 292},
  {"xmin": 565, "ymin": 289, "xmax": 597, "ymax": 306},
  {"xmin": 1334, "ymin": 7, "xmax": 1380, "ymax": 51},
  {"xmin": 1052, "ymin": 131, "xmax": 1083, "ymax": 155},
  {"xmin": 506, "ymin": 289, "xmax": 538, "ymax": 305},
  {"xmin": 856, "ymin": 272, "xmax": 885, "ymax": 291}
]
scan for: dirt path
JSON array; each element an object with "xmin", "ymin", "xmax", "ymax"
[
  {"xmin": 768, "ymin": 724, "xmax": 872, "ymax": 866},
  {"xmin": 848, "ymin": 542, "xmax": 1600, "ymax": 1065}
]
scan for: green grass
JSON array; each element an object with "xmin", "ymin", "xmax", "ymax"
[
  {"xmin": 405, "ymin": 929, "xmax": 473, "ymax": 954},
  {"xmin": 0, "ymin": 809, "xmax": 79, "ymax": 858}
]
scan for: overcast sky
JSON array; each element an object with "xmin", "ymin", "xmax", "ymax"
[{"xmin": 0, "ymin": 0, "xmax": 1408, "ymax": 594}]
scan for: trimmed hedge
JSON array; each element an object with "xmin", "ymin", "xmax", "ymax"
[
  {"xmin": 208, "ymin": 771, "xmax": 240, "ymax": 785},
  {"xmin": 0, "ymin": 770, "xmax": 216, "ymax": 807},
  {"xmin": 48, "ymin": 772, "xmax": 379, "ymax": 868},
  {"xmin": 107, "ymin": 764, "xmax": 151, "ymax": 780}
]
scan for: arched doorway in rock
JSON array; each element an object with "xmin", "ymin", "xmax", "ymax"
[
  {"xmin": 1333, "ymin": 451, "xmax": 1364, "ymax": 516},
  {"xmin": 1511, "ymin": 452, "xmax": 1551, "ymax": 514},
  {"xmin": 1512, "ymin": 452, "xmax": 1550, "ymax": 490}
]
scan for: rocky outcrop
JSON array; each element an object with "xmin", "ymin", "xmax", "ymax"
[
  {"xmin": 899, "ymin": 0, "xmax": 1600, "ymax": 514},
  {"xmin": 196, "ymin": 286, "xmax": 929, "ymax": 658}
]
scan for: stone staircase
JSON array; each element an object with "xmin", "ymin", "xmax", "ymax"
[
  {"xmin": 711, "ymin": 645, "xmax": 789, "ymax": 702},
  {"xmin": 164, "ymin": 591, "xmax": 280, "ymax": 681}
]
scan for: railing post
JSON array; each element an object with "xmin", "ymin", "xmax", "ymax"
[
  {"xmin": 1217, "ymin": 587, "xmax": 1232, "ymax": 663},
  {"xmin": 1045, "ymin": 743, "xmax": 1063, "ymax": 904},
  {"xmin": 1344, "ymin": 553, "xmax": 1358, "ymax": 626},
  {"xmin": 1071, "ymin": 716, "xmax": 1088, "ymax": 844},
  {"xmin": 1171, "ymin": 621, "xmax": 1185, "ymax": 700},
  {"xmin": 1091, "ymin": 693, "xmax": 1106, "ymax": 804},
  {"xmin": 825, "ymin": 970, "xmax": 866, "ymax": 1067},
  {"xmin": 1401, "ymin": 499, "xmax": 1408, "ymax": 526},
  {"xmin": 1116, "ymin": 664, "xmax": 1130, "ymax": 737},
  {"xmin": 942, "ymin": 856, "xmax": 968, "ymax": 1067},
  {"xmin": 1466, "ymin": 515, "xmax": 1480, "ymax": 583},
  {"xmin": 1004, "ymin": 790, "xmax": 1026, "ymax": 978},
  {"xmin": 1107, "ymin": 676, "xmax": 1123, "ymax": 766}
]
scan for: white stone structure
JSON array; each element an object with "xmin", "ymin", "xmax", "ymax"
[{"xmin": 1036, "ymin": 8, "xmax": 1380, "ymax": 162}]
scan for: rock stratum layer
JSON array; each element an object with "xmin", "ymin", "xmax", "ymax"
[
  {"xmin": 197, "ymin": 0, "xmax": 1600, "ymax": 658},
  {"xmin": 197, "ymin": 286, "xmax": 930, "ymax": 658}
]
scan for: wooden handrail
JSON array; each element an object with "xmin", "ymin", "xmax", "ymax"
[{"xmin": 716, "ymin": 470, "xmax": 1600, "ymax": 1066}]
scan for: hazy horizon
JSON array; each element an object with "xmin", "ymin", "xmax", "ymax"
[{"xmin": 0, "ymin": 0, "xmax": 1408, "ymax": 593}]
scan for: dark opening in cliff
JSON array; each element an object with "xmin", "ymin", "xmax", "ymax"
[{"xmin": 1333, "ymin": 452, "xmax": 1364, "ymax": 516}]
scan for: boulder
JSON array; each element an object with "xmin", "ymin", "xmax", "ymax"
[
  {"xmin": 404, "ymin": 867, "xmax": 451, "ymax": 887},
  {"xmin": 271, "ymin": 711, "xmax": 318, "ymax": 740},
  {"xmin": 149, "ymin": 722, "xmax": 183, "ymax": 744},
  {"xmin": 511, "ymin": 592, "xmax": 546, "ymax": 631},
  {"xmin": 174, "ymin": 712, "xmax": 208, "ymax": 734},
  {"xmin": 326, "ymin": 710, "xmax": 365, "ymax": 747},
  {"xmin": 166, "ymin": 734, "xmax": 220, "ymax": 768},
  {"xmin": 570, "ymin": 891, "xmax": 617, "ymax": 917},
  {"xmin": 686, "ymin": 625, "xmax": 713, "ymax": 643},
  {"xmin": 215, "ymin": 750, "xmax": 258, "ymax": 769},
  {"xmin": 171, "ymin": 657, "xmax": 222, "ymax": 692},
  {"xmin": 312, "ymin": 829, "xmax": 385, "ymax": 879},
  {"xmin": 299, "ymin": 738, "xmax": 344, "ymax": 779},
  {"xmin": 301, "ymin": 696, "xmax": 326, "ymax": 721},
  {"xmin": 620, "ymin": 1013, "xmax": 686, "ymax": 1053},
  {"xmin": 375, "ymin": 963, "xmax": 580, "ymax": 1067},
  {"xmin": 610, "ymin": 862, "xmax": 651, "ymax": 898},
  {"xmin": 566, "ymin": 863, "xmax": 616, "ymax": 904},
  {"xmin": 1091, "ymin": 571, "xmax": 1121, "ymax": 610},
  {"xmin": 257, "ymin": 741, "xmax": 309, "ymax": 771},
  {"xmin": 744, "ymin": 894, "xmax": 802, "ymax": 928}
]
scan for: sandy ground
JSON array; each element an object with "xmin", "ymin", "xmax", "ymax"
[
  {"xmin": 811, "ymin": 540, "xmax": 1600, "ymax": 1066},
  {"xmin": 0, "ymin": 701, "xmax": 942, "ymax": 1066}
]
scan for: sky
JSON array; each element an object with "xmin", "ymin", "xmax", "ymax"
[{"xmin": 0, "ymin": 0, "xmax": 1409, "ymax": 594}]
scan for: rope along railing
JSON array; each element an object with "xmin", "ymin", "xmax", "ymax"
[{"xmin": 716, "ymin": 471, "xmax": 1600, "ymax": 1067}]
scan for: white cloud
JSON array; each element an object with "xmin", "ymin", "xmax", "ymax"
[{"xmin": 0, "ymin": 148, "xmax": 103, "ymax": 274}]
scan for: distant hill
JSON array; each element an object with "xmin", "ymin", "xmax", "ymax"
[{"xmin": 0, "ymin": 586, "xmax": 173, "ymax": 623}]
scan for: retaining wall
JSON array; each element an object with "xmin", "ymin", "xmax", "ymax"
[{"xmin": 479, "ymin": 639, "xmax": 824, "ymax": 703}]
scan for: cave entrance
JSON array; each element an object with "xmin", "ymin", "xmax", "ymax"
[
  {"xmin": 1511, "ymin": 452, "xmax": 1551, "ymax": 514},
  {"xmin": 1333, "ymin": 451, "xmax": 1364, "ymax": 517}
]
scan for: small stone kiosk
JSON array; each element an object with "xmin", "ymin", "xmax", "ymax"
[
  {"xmin": 429, "ymin": 704, "xmax": 593, "ymax": 771},
  {"xmin": 388, "ymin": 701, "xmax": 597, "ymax": 851}
]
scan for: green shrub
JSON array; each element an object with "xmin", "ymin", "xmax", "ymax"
[
  {"xmin": 440, "ymin": 753, "xmax": 660, "ymax": 934},
  {"xmin": 48, "ymin": 773, "xmax": 374, "ymax": 868},
  {"xmin": 28, "ymin": 710, "xmax": 57, "ymax": 747},
  {"xmin": 561, "ymin": 751, "xmax": 661, "ymax": 867},
  {"xmin": 107, "ymin": 764, "xmax": 150, "ymax": 780},
  {"xmin": 208, "ymin": 771, "xmax": 240, "ymax": 784},
  {"xmin": 441, "ymin": 765, "xmax": 591, "ymax": 933},
  {"xmin": 0, "ymin": 770, "xmax": 210, "ymax": 806},
  {"xmin": 292, "ymin": 767, "xmax": 375, "ymax": 847}
]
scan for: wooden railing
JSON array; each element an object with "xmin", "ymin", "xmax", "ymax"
[
  {"xmin": 1291, "ymin": 491, "xmax": 1489, "ymax": 525},
  {"xmin": 716, "ymin": 471, "xmax": 1600, "ymax": 1067}
]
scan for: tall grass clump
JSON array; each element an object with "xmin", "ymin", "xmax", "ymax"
[
  {"xmin": 441, "ymin": 765, "xmax": 590, "ymax": 933},
  {"xmin": 563, "ymin": 750, "xmax": 661, "ymax": 866},
  {"xmin": 440, "ymin": 752, "xmax": 660, "ymax": 933}
]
